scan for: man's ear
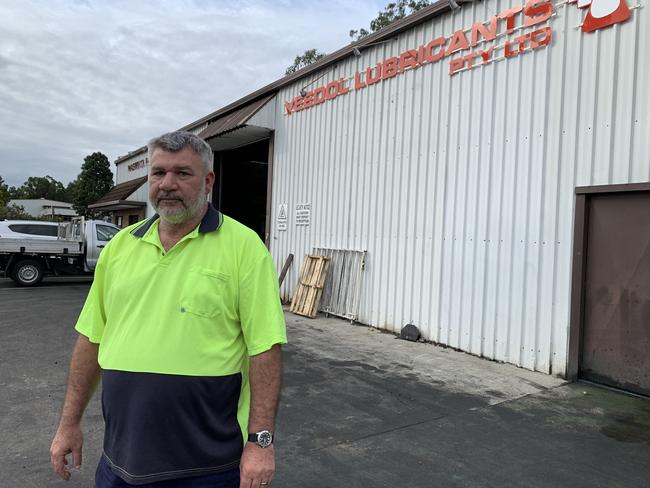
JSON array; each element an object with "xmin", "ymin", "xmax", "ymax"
[{"xmin": 205, "ymin": 171, "xmax": 215, "ymax": 195}]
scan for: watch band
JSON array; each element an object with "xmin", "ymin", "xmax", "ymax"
[{"xmin": 248, "ymin": 430, "xmax": 274, "ymax": 448}]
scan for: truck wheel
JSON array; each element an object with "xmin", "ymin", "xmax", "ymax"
[{"xmin": 12, "ymin": 259, "xmax": 44, "ymax": 287}]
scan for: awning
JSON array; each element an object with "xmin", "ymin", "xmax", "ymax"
[
  {"xmin": 88, "ymin": 176, "xmax": 148, "ymax": 211},
  {"xmin": 198, "ymin": 93, "xmax": 275, "ymax": 141}
]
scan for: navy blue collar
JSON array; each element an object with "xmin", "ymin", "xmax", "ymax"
[
  {"xmin": 131, "ymin": 203, "xmax": 223, "ymax": 238},
  {"xmin": 198, "ymin": 203, "xmax": 222, "ymax": 233}
]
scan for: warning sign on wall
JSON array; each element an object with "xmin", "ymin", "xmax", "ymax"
[
  {"xmin": 277, "ymin": 203, "xmax": 288, "ymax": 231},
  {"xmin": 295, "ymin": 203, "xmax": 311, "ymax": 226}
]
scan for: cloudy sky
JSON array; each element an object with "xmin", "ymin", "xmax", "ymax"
[{"xmin": 0, "ymin": 0, "xmax": 384, "ymax": 187}]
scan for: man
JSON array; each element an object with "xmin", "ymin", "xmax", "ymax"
[{"xmin": 50, "ymin": 131, "xmax": 287, "ymax": 488}]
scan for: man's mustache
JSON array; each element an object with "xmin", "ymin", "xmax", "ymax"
[{"xmin": 155, "ymin": 193, "xmax": 185, "ymax": 205}]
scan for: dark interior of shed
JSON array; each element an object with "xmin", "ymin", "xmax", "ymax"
[{"xmin": 212, "ymin": 138, "xmax": 269, "ymax": 242}]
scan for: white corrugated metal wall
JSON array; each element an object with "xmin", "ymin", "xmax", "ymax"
[{"xmin": 270, "ymin": 0, "xmax": 649, "ymax": 376}]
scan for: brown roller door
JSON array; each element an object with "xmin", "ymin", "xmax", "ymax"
[{"xmin": 581, "ymin": 191, "xmax": 650, "ymax": 396}]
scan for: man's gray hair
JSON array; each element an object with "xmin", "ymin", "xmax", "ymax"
[{"xmin": 147, "ymin": 131, "xmax": 214, "ymax": 172}]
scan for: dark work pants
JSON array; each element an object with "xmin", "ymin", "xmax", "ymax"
[{"xmin": 94, "ymin": 455, "xmax": 240, "ymax": 488}]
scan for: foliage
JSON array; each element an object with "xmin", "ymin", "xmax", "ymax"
[
  {"xmin": 285, "ymin": 1, "xmax": 432, "ymax": 74},
  {"xmin": 285, "ymin": 49, "xmax": 326, "ymax": 75},
  {"xmin": 9, "ymin": 175, "xmax": 69, "ymax": 201},
  {"xmin": 65, "ymin": 178, "xmax": 78, "ymax": 203},
  {"xmin": 0, "ymin": 203, "xmax": 33, "ymax": 220},
  {"xmin": 72, "ymin": 152, "xmax": 114, "ymax": 218},
  {"xmin": 1, "ymin": 175, "xmax": 74, "ymax": 220},
  {"xmin": 349, "ymin": 1, "xmax": 432, "ymax": 41},
  {"xmin": 7, "ymin": 186, "xmax": 20, "ymax": 199},
  {"xmin": 0, "ymin": 176, "xmax": 9, "ymax": 207}
]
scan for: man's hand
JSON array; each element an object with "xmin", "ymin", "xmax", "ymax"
[
  {"xmin": 50, "ymin": 423, "xmax": 83, "ymax": 481},
  {"xmin": 50, "ymin": 335, "xmax": 100, "ymax": 481},
  {"xmin": 239, "ymin": 442, "xmax": 275, "ymax": 488}
]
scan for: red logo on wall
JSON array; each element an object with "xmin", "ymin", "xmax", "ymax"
[
  {"xmin": 284, "ymin": 0, "xmax": 636, "ymax": 115},
  {"xmin": 576, "ymin": 0, "xmax": 631, "ymax": 32}
]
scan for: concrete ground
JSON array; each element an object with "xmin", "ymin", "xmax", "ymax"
[{"xmin": 1, "ymin": 277, "xmax": 649, "ymax": 488}]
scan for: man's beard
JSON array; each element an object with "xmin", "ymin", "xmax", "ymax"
[{"xmin": 152, "ymin": 192, "xmax": 205, "ymax": 225}]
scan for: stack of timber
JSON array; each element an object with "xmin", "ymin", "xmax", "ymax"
[{"xmin": 290, "ymin": 255, "xmax": 330, "ymax": 318}]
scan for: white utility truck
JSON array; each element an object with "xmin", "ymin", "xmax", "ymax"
[{"xmin": 0, "ymin": 218, "xmax": 121, "ymax": 286}]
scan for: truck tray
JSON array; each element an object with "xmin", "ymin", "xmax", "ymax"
[{"xmin": 0, "ymin": 238, "xmax": 83, "ymax": 255}]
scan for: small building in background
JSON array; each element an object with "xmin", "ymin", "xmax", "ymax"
[
  {"xmin": 9, "ymin": 198, "xmax": 77, "ymax": 221},
  {"xmin": 88, "ymin": 175, "xmax": 148, "ymax": 228}
]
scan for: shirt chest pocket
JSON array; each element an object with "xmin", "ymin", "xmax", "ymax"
[{"xmin": 180, "ymin": 269, "xmax": 230, "ymax": 318}]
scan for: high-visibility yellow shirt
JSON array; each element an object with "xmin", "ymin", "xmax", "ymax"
[{"xmin": 75, "ymin": 204, "xmax": 287, "ymax": 484}]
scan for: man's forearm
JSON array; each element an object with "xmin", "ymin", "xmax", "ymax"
[
  {"xmin": 248, "ymin": 344, "xmax": 282, "ymax": 432},
  {"xmin": 58, "ymin": 334, "xmax": 101, "ymax": 427},
  {"xmin": 51, "ymin": 334, "xmax": 100, "ymax": 480}
]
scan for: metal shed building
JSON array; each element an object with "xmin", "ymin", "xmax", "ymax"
[{"xmin": 108, "ymin": 0, "xmax": 650, "ymax": 394}]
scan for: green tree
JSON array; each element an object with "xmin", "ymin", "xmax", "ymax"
[
  {"xmin": 285, "ymin": 1, "xmax": 432, "ymax": 75},
  {"xmin": 64, "ymin": 178, "xmax": 78, "ymax": 204},
  {"xmin": 8, "ymin": 185, "xmax": 23, "ymax": 199},
  {"xmin": 0, "ymin": 177, "xmax": 31, "ymax": 219},
  {"xmin": 0, "ymin": 176, "xmax": 9, "ymax": 207},
  {"xmin": 349, "ymin": 1, "xmax": 432, "ymax": 41},
  {"xmin": 72, "ymin": 152, "xmax": 114, "ymax": 218},
  {"xmin": 15, "ymin": 175, "xmax": 68, "ymax": 201},
  {"xmin": 285, "ymin": 49, "xmax": 326, "ymax": 75},
  {"xmin": 0, "ymin": 203, "xmax": 32, "ymax": 220}
]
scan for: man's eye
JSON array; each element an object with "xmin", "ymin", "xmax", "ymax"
[{"xmin": 179, "ymin": 171, "xmax": 190, "ymax": 176}]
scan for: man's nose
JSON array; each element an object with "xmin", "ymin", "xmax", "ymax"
[{"xmin": 159, "ymin": 172, "xmax": 178, "ymax": 190}]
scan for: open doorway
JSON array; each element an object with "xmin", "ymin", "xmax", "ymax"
[{"xmin": 212, "ymin": 138, "xmax": 270, "ymax": 243}]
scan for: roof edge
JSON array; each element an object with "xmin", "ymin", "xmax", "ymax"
[
  {"xmin": 178, "ymin": 0, "xmax": 454, "ymax": 132},
  {"xmin": 115, "ymin": 146, "xmax": 147, "ymax": 165},
  {"xmin": 116, "ymin": 0, "xmax": 458, "ymax": 165},
  {"xmin": 88, "ymin": 200, "xmax": 147, "ymax": 209}
]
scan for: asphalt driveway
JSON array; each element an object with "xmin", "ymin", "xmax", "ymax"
[{"xmin": 1, "ymin": 277, "xmax": 648, "ymax": 487}]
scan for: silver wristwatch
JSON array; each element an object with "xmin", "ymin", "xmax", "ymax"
[{"xmin": 248, "ymin": 430, "xmax": 274, "ymax": 448}]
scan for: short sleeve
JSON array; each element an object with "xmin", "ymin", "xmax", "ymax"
[
  {"xmin": 238, "ymin": 249, "xmax": 287, "ymax": 356},
  {"xmin": 74, "ymin": 245, "xmax": 109, "ymax": 343}
]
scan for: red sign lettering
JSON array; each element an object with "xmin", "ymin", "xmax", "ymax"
[
  {"xmin": 399, "ymin": 50, "xmax": 419, "ymax": 73},
  {"xmin": 447, "ymin": 30, "xmax": 470, "ymax": 54},
  {"xmin": 425, "ymin": 37, "xmax": 446, "ymax": 62},
  {"xmin": 470, "ymin": 18, "xmax": 498, "ymax": 47},
  {"xmin": 283, "ymin": 0, "xmax": 631, "ymax": 114},
  {"xmin": 524, "ymin": 0, "xmax": 554, "ymax": 26}
]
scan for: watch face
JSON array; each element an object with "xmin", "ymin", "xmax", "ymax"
[{"xmin": 258, "ymin": 431, "xmax": 273, "ymax": 448}]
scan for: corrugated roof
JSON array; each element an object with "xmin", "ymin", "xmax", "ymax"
[
  {"xmin": 115, "ymin": 0, "xmax": 457, "ymax": 164},
  {"xmin": 198, "ymin": 93, "xmax": 275, "ymax": 141},
  {"xmin": 91, "ymin": 176, "xmax": 148, "ymax": 206}
]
